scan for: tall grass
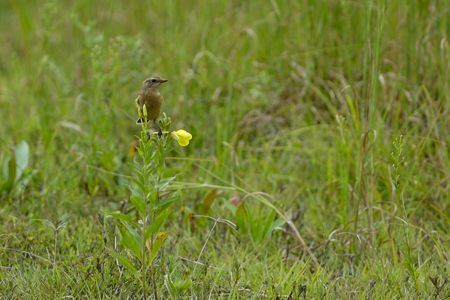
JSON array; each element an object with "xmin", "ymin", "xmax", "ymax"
[{"xmin": 0, "ymin": 0, "xmax": 448, "ymax": 298}]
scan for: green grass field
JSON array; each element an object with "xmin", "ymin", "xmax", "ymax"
[{"xmin": 0, "ymin": 0, "xmax": 449, "ymax": 298}]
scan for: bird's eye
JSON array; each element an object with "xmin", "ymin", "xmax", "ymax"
[{"xmin": 151, "ymin": 79, "xmax": 157, "ymax": 83}]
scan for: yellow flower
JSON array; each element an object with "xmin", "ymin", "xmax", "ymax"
[
  {"xmin": 156, "ymin": 231, "xmax": 167, "ymax": 239},
  {"xmin": 171, "ymin": 129, "xmax": 192, "ymax": 147}
]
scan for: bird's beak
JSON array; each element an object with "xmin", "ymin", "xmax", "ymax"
[{"xmin": 160, "ymin": 79, "xmax": 168, "ymax": 83}]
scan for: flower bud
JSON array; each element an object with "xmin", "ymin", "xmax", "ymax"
[{"xmin": 142, "ymin": 104, "xmax": 148, "ymax": 118}]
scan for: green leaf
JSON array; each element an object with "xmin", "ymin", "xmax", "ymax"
[
  {"xmin": 261, "ymin": 209, "xmax": 277, "ymax": 239},
  {"xmin": 156, "ymin": 176, "xmax": 176, "ymax": 190},
  {"xmin": 173, "ymin": 278, "xmax": 192, "ymax": 292},
  {"xmin": 130, "ymin": 176, "xmax": 147, "ymax": 195},
  {"xmin": 2, "ymin": 156, "xmax": 9, "ymax": 180},
  {"xmin": 118, "ymin": 224, "xmax": 143, "ymax": 259},
  {"xmin": 108, "ymin": 211, "xmax": 139, "ymax": 228},
  {"xmin": 165, "ymin": 273, "xmax": 192, "ymax": 296},
  {"xmin": 107, "ymin": 248, "xmax": 138, "ymax": 274},
  {"xmin": 155, "ymin": 194, "xmax": 179, "ymax": 211},
  {"xmin": 1, "ymin": 156, "xmax": 16, "ymax": 194},
  {"xmin": 149, "ymin": 232, "xmax": 167, "ymax": 263},
  {"xmin": 201, "ymin": 189, "xmax": 217, "ymax": 214},
  {"xmin": 15, "ymin": 141, "xmax": 29, "ymax": 180},
  {"xmin": 268, "ymin": 218, "xmax": 285, "ymax": 235},
  {"xmin": 235, "ymin": 202, "xmax": 248, "ymax": 231},
  {"xmin": 144, "ymin": 209, "xmax": 170, "ymax": 242},
  {"xmin": 129, "ymin": 195, "xmax": 146, "ymax": 215}
]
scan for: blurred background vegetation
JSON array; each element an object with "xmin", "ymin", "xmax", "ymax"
[{"xmin": 0, "ymin": 0, "xmax": 448, "ymax": 298}]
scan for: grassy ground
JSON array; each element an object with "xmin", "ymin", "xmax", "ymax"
[{"xmin": 0, "ymin": 0, "xmax": 449, "ymax": 298}]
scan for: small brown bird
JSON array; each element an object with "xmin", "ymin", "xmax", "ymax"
[{"xmin": 135, "ymin": 76, "xmax": 168, "ymax": 125}]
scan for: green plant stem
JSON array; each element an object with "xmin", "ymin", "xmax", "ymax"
[
  {"xmin": 140, "ymin": 122, "xmax": 149, "ymax": 300},
  {"xmin": 151, "ymin": 137, "xmax": 166, "ymax": 300}
]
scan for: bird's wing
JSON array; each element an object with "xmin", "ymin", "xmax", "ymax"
[{"xmin": 135, "ymin": 95, "xmax": 141, "ymax": 107}]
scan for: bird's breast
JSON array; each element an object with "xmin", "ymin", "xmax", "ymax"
[{"xmin": 139, "ymin": 90, "xmax": 163, "ymax": 120}]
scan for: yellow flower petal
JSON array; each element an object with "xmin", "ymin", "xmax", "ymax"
[
  {"xmin": 171, "ymin": 129, "xmax": 193, "ymax": 147},
  {"xmin": 176, "ymin": 129, "xmax": 192, "ymax": 139},
  {"xmin": 156, "ymin": 231, "xmax": 167, "ymax": 239}
]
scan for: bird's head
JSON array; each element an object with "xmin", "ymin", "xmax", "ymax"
[{"xmin": 143, "ymin": 76, "xmax": 168, "ymax": 89}]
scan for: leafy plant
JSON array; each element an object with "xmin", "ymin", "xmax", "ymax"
[
  {"xmin": 107, "ymin": 108, "xmax": 192, "ymax": 299},
  {"xmin": 164, "ymin": 269, "xmax": 192, "ymax": 298},
  {"xmin": 226, "ymin": 197, "xmax": 285, "ymax": 244},
  {"xmin": 32, "ymin": 214, "xmax": 69, "ymax": 271},
  {"xmin": 0, "ymin": 141, "xmax": 31, "ymax": 196}
]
